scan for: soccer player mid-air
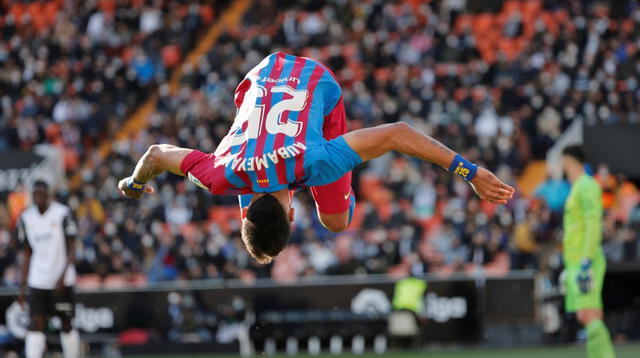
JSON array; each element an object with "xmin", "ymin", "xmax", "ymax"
[
  {"xmin": 118, "ymin": 52, "xmax": 514, "ymax": 264},
  {"xmin": 561, "ymin": 145, "xmax": 616, "ymax": 358}
]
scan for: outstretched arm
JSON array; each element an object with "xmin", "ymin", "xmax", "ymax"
[
  {"xmin": 342, "ymin": 122, "xmax": 515, "ymax": 204},
  {"xmin": 118, "ymin": 144, "xmax": 193, "ymax": 199}
]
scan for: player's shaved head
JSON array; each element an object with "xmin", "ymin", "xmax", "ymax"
[
  {"xmin": 32, "ymin": 180, "xmax": 50, "ymax": 191},
  {"xmin": 32, "ymin": 180, "xmax": 51, "ymax": 212},
  {"xmin": 241, "ymin": 193, "xmax": 290, "ymax": 264}
]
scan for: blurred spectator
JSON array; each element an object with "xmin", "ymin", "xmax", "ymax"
[
  {"xmin": 510, "ymin": 212, "xmax": 539, "ymax": 270},
  {"xmin": 0, "ymin": 0, "xmax": 216, "ymax": 171},
  {"xmin": 630, "ymin": 203, "xmax": 640, "ymax": 230},
  {"xmin": 534, "ymin": 176, "xmax": 570, "ymax": 213}
]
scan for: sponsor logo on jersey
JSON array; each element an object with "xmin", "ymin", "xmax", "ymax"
[{"xmin": 256, "ymin": 76, "xmax": 300, "ymax": 84}]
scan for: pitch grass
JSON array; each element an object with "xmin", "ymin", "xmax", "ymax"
[{"xmin": 111, "ymin": 343, "xmax": 640, "ymax": 358}]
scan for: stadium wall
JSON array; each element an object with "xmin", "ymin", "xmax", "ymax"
[
  {"xmin": 0, "ymin": 273, "xmax": 537, "ymax": 354},
  {"xmin": 583, "ymin": 123, "xmax": 640, "ymax": 178}
]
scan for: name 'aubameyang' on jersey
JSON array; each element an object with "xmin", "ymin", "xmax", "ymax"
[
  {"xmin": 211, "ymin": 52, "xmax": 344, "ymax": 193},
  {"xmin": 180, "ymin": 52, "xmax": 361, "ymax": 196}
]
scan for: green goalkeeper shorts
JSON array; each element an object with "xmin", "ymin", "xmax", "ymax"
[{"xmin": 564, "ymin": 257, "xmax": 606, "ymax": 313}]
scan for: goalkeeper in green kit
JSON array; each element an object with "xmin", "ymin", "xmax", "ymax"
[{"xmin": 561, "ymin": 145, "xmax": 615, "ymax": 358}]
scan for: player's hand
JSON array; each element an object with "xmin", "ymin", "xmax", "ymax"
[
  {"xmin": 117, "ymin": 176, "xmax": 155, "ymax": 199},
  {"xmin": 53, "ymin": 277, "xmax": 65, "ymax": 295},
  {"xmin": 577, "ymin": 258, "xmax": 593, "ymax": 294},
  {"xmin": 468, "ymin": 167, "xmax": 515, "ymax": 204},
  {"xmin": 17, "ymin": 287, "xmax": 26, "ymax": 308}
]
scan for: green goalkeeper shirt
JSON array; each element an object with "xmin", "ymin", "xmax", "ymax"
[{"xmin": 563, "ymin": 174, "xmax": 604, "ymax": 266}]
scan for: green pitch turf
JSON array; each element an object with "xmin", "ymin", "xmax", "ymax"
[{"xmin": 113, "ymin": 343, "xmax": 640, "ymax": 358}]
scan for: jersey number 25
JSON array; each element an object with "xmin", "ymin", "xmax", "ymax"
[{"xmin": 215, "ymin": 83, "xmax": 309, "ymax": 157}]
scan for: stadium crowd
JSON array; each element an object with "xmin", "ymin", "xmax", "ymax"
[
  {"xmin": 0, "ymin": 0, "xmax": 218, "ymax": 161},
  {"xmin": 1, "ymin": 0, "xmax": 640, "ymax": 287}
]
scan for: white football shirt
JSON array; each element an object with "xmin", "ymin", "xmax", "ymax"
[{"xmin": 17, "ymin": 202, "xmax": 77, "ymax": 290}]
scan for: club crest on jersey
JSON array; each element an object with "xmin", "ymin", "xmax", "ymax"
[{"xmin": 188, "ymin": 172, "xmax": 209, "ymax": 191}]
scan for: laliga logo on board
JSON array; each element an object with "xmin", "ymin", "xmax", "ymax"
[
  {"xmin": 351, "ymin": 289, "xmax": 391, "ymax": 315},
  {"xmin": 424, "ymin": 292, "xmax": 467, "ymax": 323},
  {"xmin": 349, "ymin": 288, "xmax": 468, "ymax": 323},
  {"xmin": 4, "ymin": 302, "xmax": 115, "ymax": 338}
]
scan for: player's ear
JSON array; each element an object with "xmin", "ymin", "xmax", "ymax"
[{"xmin": 289, "ymin": 207, "xmax": 295, "ymax": 222}]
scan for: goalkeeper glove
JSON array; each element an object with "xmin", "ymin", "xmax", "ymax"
[{"xmin": 577, "ymin": 258, "xmax": 593, "ymax": 294}]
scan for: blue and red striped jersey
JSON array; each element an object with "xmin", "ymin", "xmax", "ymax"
[{"xmin": 204, "ymin": 52, "xmax": 360, "ymax": 195}]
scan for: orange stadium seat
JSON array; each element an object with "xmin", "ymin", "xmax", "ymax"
[
  {"xmin": 498, "ymin": 38, "xmax": 520, "ymax": 60},
  {"xmin": 501, "ymin": 0, "xmax": 522, "ymax": 16},
  {"xmin": 63, "ymin": 147, "xmax": 81, "ymax": 171},
  {"xmin": 484, "ymin": 252, "xmax": 511, "ymax": 276},
  {"xmin": 7, "ymin": 190, "xmax": 28, "ymax": 228},
  {"xmin": 129, "ymin": 273, "xmax": 148, "ymax": 288},
  {"xmin": 541, "ymin": 12, "xmax": 559, "ymax": 35},
  {"xmin": 98, "ymin": 0, "xmax": 116, "ymax": 15},
  {"xmin": 523, "ymin": 0, "xmax": 542, "ymax": 14},
  {"xmin": 76, "ymin": 274, "xmax": 102, "ymax": 290},
  {"xmin": 199, "ymin": 4, "xmax": 215, "ymax": 24},
  {"xmin": 103, "ymin": 274, "xmax": 128, "ymax": 289},
  {"xmin": 472, "ymin": 13, "xmax": 494, "ymax": 34},
  {"xmin": 454, "ymin": 14, "xmax": 472, "ymax": 33},
  {"xmin": 8, "ymin": 2, "xmax": 25, "ymax": 24},
  {"xmin": 208, "ymin": 206, "xmax": 241, "ymax": 234},
  {"xmin": 44, "ymin": 123, "xmax": 62, "ymax": 146}
]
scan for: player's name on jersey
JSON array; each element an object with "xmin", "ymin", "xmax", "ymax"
[
  {"xmin": 256, "ymin": 75, "xmax": 300, "ymax": 84},
  {"xmin": 216, "ymin": 142, "xmax": 307, "ymax": 172}
]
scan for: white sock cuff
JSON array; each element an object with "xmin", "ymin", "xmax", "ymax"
[
  {"xmin": 60, "ymin": 329, "xmax": 80, "ymax": 358},
  {"xmin": 26, "ymin": 331, "xmax": 46, "ymax": 358}
]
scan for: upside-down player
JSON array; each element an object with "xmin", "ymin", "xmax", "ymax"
[
  {"xmin": 561, "ymin": 145, "xmax": 616, "ymax": 358},
  {"xmin": 118, "ymin": 52, "xmax": 514, "ymax": 263}
]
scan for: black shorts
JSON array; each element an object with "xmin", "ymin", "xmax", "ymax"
[{"xmin": 28, "ymin": 286, "xmax": 75, "ymax": 320}]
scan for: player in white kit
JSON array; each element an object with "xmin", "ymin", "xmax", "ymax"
[{"xmin": 17, "ymin": 180, "xmax": 80, "ymax": 358}]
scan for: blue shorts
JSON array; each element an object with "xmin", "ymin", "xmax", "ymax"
[{"xmin": 303, "ymin": 136, "xmax": 362, "ymax": 186}]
